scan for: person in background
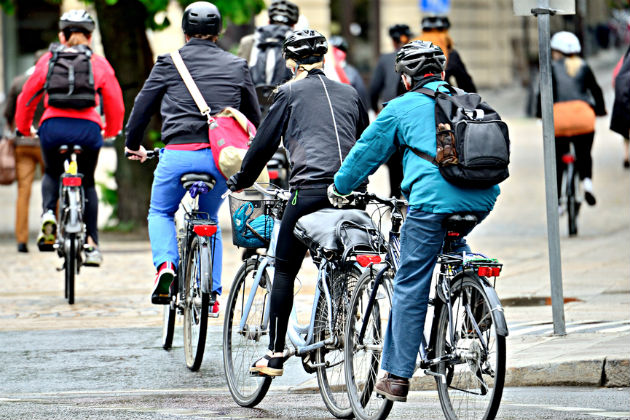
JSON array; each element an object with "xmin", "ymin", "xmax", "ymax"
[
  {"xmin": 15, "ymin": 10, "xmax": 124, "ymax": 265},
  {"xmin": 369, "ymin": 24, "xmax": 411, "ymax": 198},
  {"xmin": 549, "ymin": 31, "xmax": 606, "ymax": 206},
  {"xmin": 418, "ymin": 15, "xmax": 476, "ymax": 93},
  {"xmin": 328, "ymin": 35, "xmax": 369, "ymax": 108},
  {"xmin": 125, "ymin": 1, "xmax": 260, "ymax": 306},
  {"xmin": 3, "ymin": 50, "xmax": 48, "ymax": 253},
  {"xmin": 610, "ymin": 45, "xmax": 630, "ymax": 169}
]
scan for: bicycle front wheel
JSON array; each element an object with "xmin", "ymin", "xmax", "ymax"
[
  {"xmin": 223, "ymin": 258, "xmax": 272, "ymax": 407},
  {"xmin": 435, "ymin": 275, "xmax": 506, "ymax": 420},
  {"xmin": 345, "ymin": 267, "xmax": 394, "ymax": 420},
  {"xmin": 183, "ymin": 236, "xmax": 209, "ymax": 371},
  {"xmin": 314, "ymin": 266, "xmax": 360, "ymax": 419},
  {"xmin": 64, "ymin": 233, "xmax": 76, "ymax": 305}
]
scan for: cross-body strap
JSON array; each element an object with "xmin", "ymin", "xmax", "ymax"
[
  {"xmin": 170, "ymin": 50, "xmax": 213, "ymax": 124},
  {"xmin": 405, "ymin": 145, "xmax": 437, "ymax": 166}
]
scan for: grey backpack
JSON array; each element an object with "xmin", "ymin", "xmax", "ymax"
[{"xmin": 408, "ymin": 85, "xmax": 510, "ymax": 189}]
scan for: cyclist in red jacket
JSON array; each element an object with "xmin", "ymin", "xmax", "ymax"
[{"xmin": 15, "ymin": 10, "xmax": 124, "ymax": 266}]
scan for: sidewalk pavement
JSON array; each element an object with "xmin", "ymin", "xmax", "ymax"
[{"xmin": 1, "ymin": 49, "xmax": 628, "ymax": 390}]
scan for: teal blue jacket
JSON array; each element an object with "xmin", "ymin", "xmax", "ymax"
[{"xmin": 334, "ymin": 81, "xmax": 500, "ymax": 213}]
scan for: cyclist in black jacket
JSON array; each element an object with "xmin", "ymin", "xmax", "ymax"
[{"xmin": 227, "ymin": 29, "xmax": 369, "ymax": 376}]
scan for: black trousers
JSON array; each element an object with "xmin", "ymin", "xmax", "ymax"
[
  {"xmin": 268, "ymin": 187, "xmax": 333, "ymax": 352},
  {"xmin": 555, "ymin": 132, "xmax": 594, "ymax": 195},
  {"xmin": 386, "ymin": 149, "xmax": 404, "ymax": 199}
]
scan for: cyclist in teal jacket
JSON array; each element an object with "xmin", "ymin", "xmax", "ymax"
[{"xmin": 328, "ymin": 41, "xmax": 499, "ymax": 402}]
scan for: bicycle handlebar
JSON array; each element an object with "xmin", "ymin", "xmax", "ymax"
[
  {"xmin": 125, "ymin": 148, "xmax": 160, "ymax": 160},
  {"xmin": 351, "ymin": 191, "xmax": 408, "ymax": 209}
]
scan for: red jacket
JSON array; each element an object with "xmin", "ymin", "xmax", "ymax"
[{"xmin": 16, "ymin": 49, "xmax": 124, "ymax": 138}]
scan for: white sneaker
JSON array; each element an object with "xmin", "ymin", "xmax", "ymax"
[
  {"xmin": 582, "ymin": 178, "xmax": 596, "ymax": 206},
  {"xmin": 84, "ymin": 246, "xmax": 103, "ymax": 267}
]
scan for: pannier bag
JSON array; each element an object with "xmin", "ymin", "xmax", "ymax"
[
  {"xmin": 171, "ymin": 50, "xmax": 269, "ymax": 182},
  {"xmin": 28, "ymin": 44, "xmax": 96, "ymax": 109},
  {"xmin": 294, "ymin": 208, "xmax": 385, "ymax": 259},
  {"xmin": 409, "ymin": 85, "xmax": 510, "ymax": 189}
]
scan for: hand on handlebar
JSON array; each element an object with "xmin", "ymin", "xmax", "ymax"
[
  {"xmin": 226, "ymin": 174, "xmax": 242, "ymax": 193},
  {"xmin": 327, "ymin": 183, "xmax": 353, "ymax": 208},
  {"xmin": 125, "ymin": 146, "xmax": 148, "ymax": 163}
]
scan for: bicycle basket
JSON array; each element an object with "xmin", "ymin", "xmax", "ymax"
[{"xmin": 228, "ymin": 191, "xmax": 276, "ymax": 249}]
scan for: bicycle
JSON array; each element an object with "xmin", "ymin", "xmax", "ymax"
[
  {"xmin": 559, "ymin": 142, "xmax": 581, "ymax": 236},
  {"xmin": 51, "ymin": 144, "xmax": 87, "ymax": 305},
  {"xmin": 131, "ymin": 148, "xmax": 220, "ymax": 371},
  {"xmin": 223, "ymin": 184, "xmax": 383, "ymax": 418},
  {"xmin": 345, "ymin": 192, "xmax": 508, "ymax": 420}
]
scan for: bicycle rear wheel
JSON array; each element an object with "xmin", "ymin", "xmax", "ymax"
[
  {"xmin": 345, "ymin": 267, "xmax": 394, "ymax": 420},
  {"xmin": 183, "ymin": 236, "xmax": 209, "ymax": 371},
  {"xmin": 566, "ymin": 164, "xmax": 579, "ymax": 236},
  {"xmin": 64, "ymin": 233, "xmax": 76, "ymax": 305},
  {"xmin": 223, "ymin": 258, "xmax": 272, "ymax": 407},
  {"xmin": 314, "ymin": 266, "xmax": 360, "ymax": 419},
  {"xmin": 435, "ymin": 275, "xmax": 506, "ymax": 420},
  {"xmin": 162, "ymin": 279, "xmax": 178, "ymax": 350}
]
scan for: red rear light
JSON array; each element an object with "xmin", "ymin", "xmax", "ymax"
[
  {"xmin": 62, "ymin": 177, "xmax": 82, "ymax": 187},
  {"xmin": 268, "ymin": 170, "xmax": 279, "ymax": 179},
  {"xmin": 356, "ymin": 255, "xmax": 382, "ymax": 267},
  {"xmin": 193, "ymin": 224, "xmax": 218, "ymax": 237},
  {"xmin": 477, "ymin": 266, "xmax": 501, "ymax": 277},
  {"xmin": 562, "ymin": 154, "xmax": 575, "ymax": 164}
]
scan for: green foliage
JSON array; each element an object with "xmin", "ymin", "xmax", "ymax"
[{"xmin": 1, "ymin": 0, "xmax": 264, "ymax": 29}]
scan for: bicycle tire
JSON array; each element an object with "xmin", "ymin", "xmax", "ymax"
[
  {"xmin": 314, "ymin": 266, "xmax": 360, "ymax": 419},
  {"xmin": 183, "ymin": 236, "xmax": 209, "ymax": 371},
  {"xmin": 223, "ymin": 258, "xmax": 272, "ymax": 407},
  {"xmin": 345, "ymin": 267, "xmax": 394, "ymax": 420},
  {"xmin": 567, "ymin": 164, "xmax": 579, "ymax": 236},
  {"xmin": 162, "ymin": 279, "xmax": 177, "ymax": 350},
  {"xmin": 435, "ymin": 274, "xmax": 506, "ymax": 420},
  {"xmin": 65, "ymin": 233, "xmax": 76, "ymax": 305}
]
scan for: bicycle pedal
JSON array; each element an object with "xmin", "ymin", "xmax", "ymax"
[{"xmin": 208, "ymin": 312, "xmax": 220, "ymax": 319}]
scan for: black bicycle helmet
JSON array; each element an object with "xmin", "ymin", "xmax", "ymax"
[
  {"xmin": 421, "ymin": 16, "xmax": 450, "ymax": 31},
  {"xmin": 268, "ymin": 0, "xmax": 299, "ymax": 26},
  {"xmin": 388, "ymin": 24, "xmax": 412, "ymax": 42},
  {"xmin": 395, "ymin": 40, "xmax": 446, "ymax": 77},
  {"xmin": 283, "ymin": 29, "xmax": 328, "ymax": 64},
  {"xmin": 329, "ymin": 35, "xmax": 349, "ymax": 53},
  {"xmin": 182, "ymin": 1, "xmax": 222, "ymax": 36},
  {"xmin": 59, "ymin": 9, "xmax": 95, "ymax": 33}
]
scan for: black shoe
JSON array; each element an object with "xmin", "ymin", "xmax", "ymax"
[
  {"xmin": 584, "ymin": 191, "xmax": 596, "ymax": 206},
  {"xmin": 624, "ymin": 160, "xmax": 629, "ymax": 169},
  {"xmin": 17, "ymin": 243, "xmax": 28, "ymax": 253}
]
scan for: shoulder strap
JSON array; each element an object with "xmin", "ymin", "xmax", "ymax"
[
  {"xmin": 170, "ymin": 50, "xmax": 212, "ymax": 123},
  {"xmin": 404, "ymin": 145, "xmax": 437, "ymax": 166}
]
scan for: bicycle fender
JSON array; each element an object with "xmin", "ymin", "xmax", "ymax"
[
  {"xmin": 64, "ymin": 210, "xmax": 82, "ymax": 233},
  {"xmin": 481, "ymin": 283, "xmax": 509, "ymax": 337},
  {"xmin": 199, "ymin": 238, "xmax": 212, "ymax": 294}
]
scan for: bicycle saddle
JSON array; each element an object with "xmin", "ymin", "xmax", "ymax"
[
  {"xmin": 58, "ymin": 145, "xmax": 83, "ymax": 154},
  {"xmin": 443, "ymin": 213, "xmax": 478, "ymax": 237},
  {"xmin": 180, "ymin": 173, "xmax": 216, "ymax": 191}
]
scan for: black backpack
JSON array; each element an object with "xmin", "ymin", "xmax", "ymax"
[
  {"xmin": 28, "ymin": 44, "xmax": 96, "ymax": 109},
  {"xmin": 407, "ymin": 85, "xmax": 510, "ymax": 189},
  {"xmin": 249, "ymin": 25, "xmax": 292, "ymax": 88}
]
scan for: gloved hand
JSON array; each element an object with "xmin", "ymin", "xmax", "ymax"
[
  {"xmin": 327, "ymin": 183, "xmax": 353, "ymax": 208},
  {"xmin": 226, "ymin": 174, "xmax": 242, "ymax": 192}
]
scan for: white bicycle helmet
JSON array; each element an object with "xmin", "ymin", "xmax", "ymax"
[{"xmin": 550, "ymin": 31, "xmax": 581, "ymax": 55}]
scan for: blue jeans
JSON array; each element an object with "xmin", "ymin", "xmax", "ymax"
[
  {"xmin": 148, "ymin": 148, "xmax": 227, "ymax": 294},
  {"xmin": 381, "ymin": 209, "xmax": 488, "ymax": 378}
]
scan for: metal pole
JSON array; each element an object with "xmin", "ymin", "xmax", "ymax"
[{"xmin": 534, "ymin": 0, "xmax": 566, "ymax": 335}]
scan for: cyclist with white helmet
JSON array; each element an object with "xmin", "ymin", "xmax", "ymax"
[
  {"xmin": 547, "ymin": 31, "xmax": 606, "ymax": 206},
  {"xmin": 328, "ymin": 41, "xmax": 499, "ymax": 402},
  {"xmin": 227, "ymin": 29, "xmax": 369, "ymax": 377}
]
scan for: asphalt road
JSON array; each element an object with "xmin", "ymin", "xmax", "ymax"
[{"xmin": 1, "ymin": 326, "xmax": 629, "ymax": 420}]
